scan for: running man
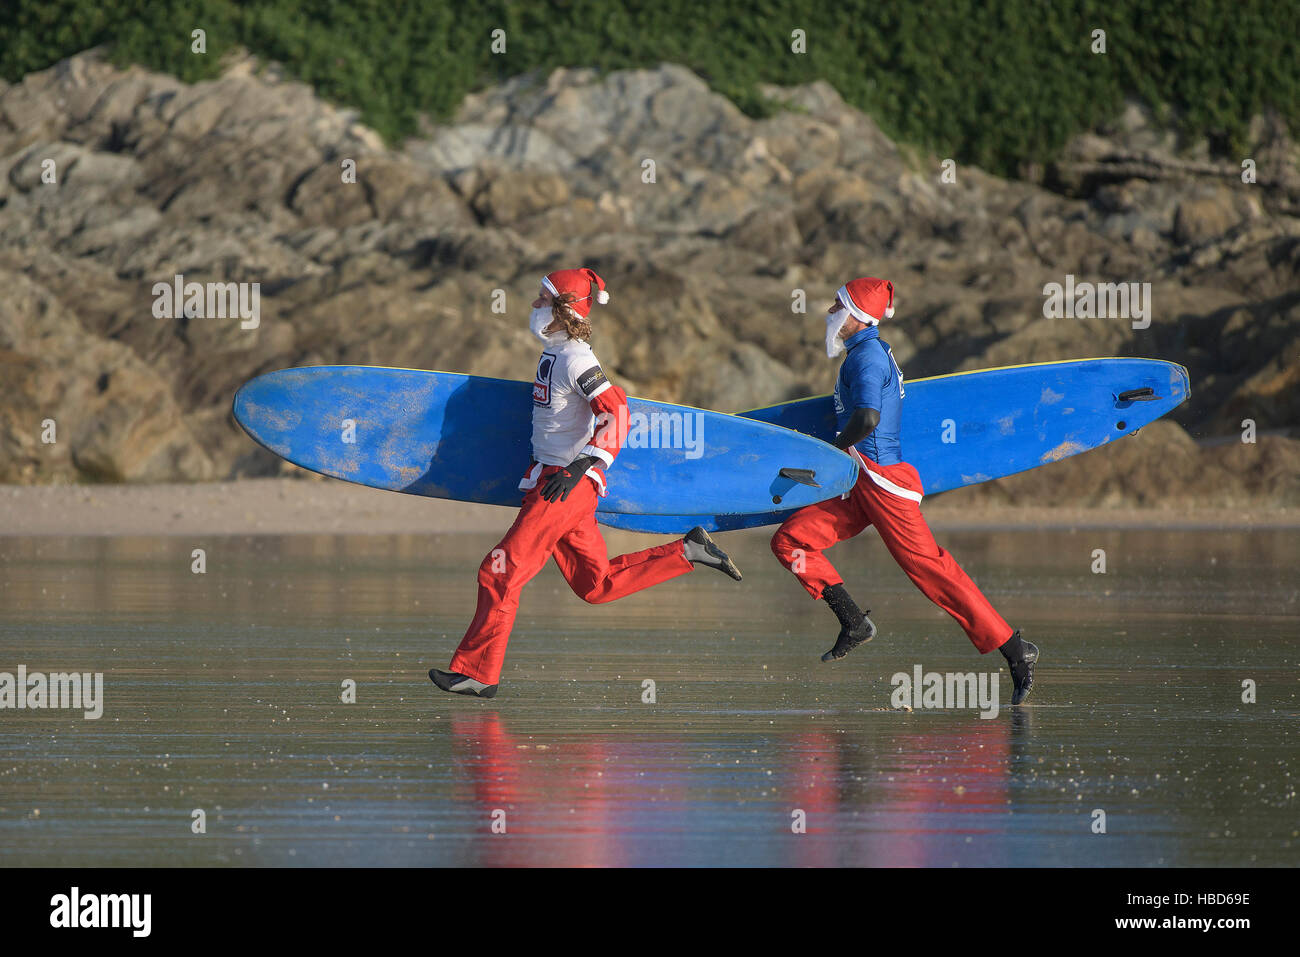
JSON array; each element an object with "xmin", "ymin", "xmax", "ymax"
[
  {"xmin": 430, "ymin": 268, "xmax": 742, "ymax": 698},
  {"xmin": 770, "ymin": 277, "xmax": 1039, "ymax": 704}
]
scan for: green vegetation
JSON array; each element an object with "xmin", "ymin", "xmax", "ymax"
[{"xmin": 1, "ymin": 1, "xmax": 1295, "ymax": 175}]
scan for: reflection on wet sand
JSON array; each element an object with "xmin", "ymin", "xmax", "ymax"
[
  {"xmin": 447, "ymin": 711, "xmax": 1020, "ymax": 867},
  {"xmin": 0, "ymin": 529, "xmax": 1295, "ymax": 866}
]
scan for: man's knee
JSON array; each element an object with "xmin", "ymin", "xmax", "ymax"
[
  {"xmin": 771, "ymin": 529, "xmax": 812, "ymax": 572},
  {"xmin": 770, "ymin": 528, "xmax": 797, "ymax": 559},
  {"xmin": 577, "ymin": 576, "xmax": 615, "ymax": 604},
  {"xmin": 478, "ymin": 544, "xmax": 529, "ymax": 594},
  {"xmin": 558, "ymin": 567, "xmax": 605, "ymax": 604},
  {"xmin": 477, "ymin": 560, "xmax": 502, "ymax": 585}
]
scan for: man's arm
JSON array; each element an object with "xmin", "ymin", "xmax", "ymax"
[
  {"xmin": 579, "ymin": 381, "xmax": 626, "ymax": 467},
  {"xmin": 834, "ymin": 407, "xmax": 880, "ymax": 451}
]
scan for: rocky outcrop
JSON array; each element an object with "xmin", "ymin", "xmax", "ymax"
[
  {"xmin": 1, "ymin": 51, "xmax": 1297, "ymax": 505},
  {"xmin": 957, "ymin": 420, "xmax": 1300, "ymax": 509},
  {"xmin": 0, "ymin": 266, "xmax": 213, "ymax": 483}
]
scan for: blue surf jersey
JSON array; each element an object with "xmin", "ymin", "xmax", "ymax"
[{"xmin": 833, "ymin": 326, "xmax": 904, "ymax": 465}]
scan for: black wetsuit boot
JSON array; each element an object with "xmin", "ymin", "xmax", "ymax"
[
  {"xmin": 998, "ymin": 630, "xmax": 1039, "ymax": 705},
  {"xmin": 683, "ymin": 527, "xmax": 743, "ymax": 580},
  {"xmin": 820, "ymin": 583, "xmax": 877, "ymax": 661},
  {"xmin": 429, "ymin": 668, "xmax": 499, "ymax": 698}
]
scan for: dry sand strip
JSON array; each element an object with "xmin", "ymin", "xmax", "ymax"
[
  {"xmin": 1, "ymin": 479, "xmax": 1297, "ymax": 537},
  {"xmin": 0, "ymin": 478, "xmax": 506, "ymax": 537}
]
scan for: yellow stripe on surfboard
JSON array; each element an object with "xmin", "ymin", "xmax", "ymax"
[
  {"xmin": 271, "ymin": 356, "xmax": 1189, "ymax": 419},
  {"xmin": 741, "ymin": 356, "xmax": 1190, "ymax": 414}
]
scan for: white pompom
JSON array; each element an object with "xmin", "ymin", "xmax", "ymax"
[
  {"xmin": 596, "ymin": 290, "xmax": 609, "ymax": 304},
  {"xmin": 885, "ymin": 305, "xmax": 895, "ymax": 318}
]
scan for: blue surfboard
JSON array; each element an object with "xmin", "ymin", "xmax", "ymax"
[
  {"xmin": 596, "ymin": 357, "xmax": 1190, "ymax": 533},
  {"xmin": 232, "ymin": 366, "xmax": 859, "ymax": 517}
]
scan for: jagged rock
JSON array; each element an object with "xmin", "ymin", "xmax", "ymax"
[
  {"xmin": 470, "ymin": 167, "xmax": 571, "ymax": 225},
  {"xmin": 0, "ymin": 261, "xmax": 213, "ymax": 483},
  {"xmin": 1173, "ymin": 184, "xmax": 1260, "ymax": 245}
]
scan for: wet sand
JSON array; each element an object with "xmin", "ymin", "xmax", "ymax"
[{"xmin": 0, "ymin": 525, "xmax": 1295, "ymax": 866}]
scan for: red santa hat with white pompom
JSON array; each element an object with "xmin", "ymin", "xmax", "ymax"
[
  {"xmin": 542, "ymin": 268, "xmax": 609, "ymax": 319},
  {"xmin": 836, "ymin": 277, "xmax": 895, "ymax": 325}
]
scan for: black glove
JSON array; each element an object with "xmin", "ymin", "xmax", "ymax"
[{"xmin": 540, "ymin": 455, "xmax": 599, "ymax": 503}]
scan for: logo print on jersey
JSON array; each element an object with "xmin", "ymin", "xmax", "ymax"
[
  {"xmin": 534, "ymin": 353, "xmax": 555, "ymax": 406},
  {"xmin": 576, "ymin": 365, "xmax": 607, "ymax": 397},
  {"xmin": 884, "ymin": 343, "xmax": 906, "ymax": 398}
]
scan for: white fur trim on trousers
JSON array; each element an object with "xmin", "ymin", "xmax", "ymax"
[{"xmin": 847, "ymin": 448, "xmax": 923, "ymax": 503}]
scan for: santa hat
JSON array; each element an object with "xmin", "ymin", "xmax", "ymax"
[
  {"xmin": 541, "ymin": 268, "xmax": 609, "ymax": 319},
  {"xmin": 836, "ymin": 277, "xmax": 895, "ymax": 325}
]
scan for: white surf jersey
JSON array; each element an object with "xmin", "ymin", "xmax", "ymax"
[{"xmin": 529, "ymin": 337, "xmax": 612, "ymax": 467}]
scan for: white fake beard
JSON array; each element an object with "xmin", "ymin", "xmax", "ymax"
[
  {"xmin": 825, "ymin": 310, "xmax": 849, "ymax": 358},
  {"xmin": 530, "ymin": 307, "xmax": 560, "ymax": 344}
]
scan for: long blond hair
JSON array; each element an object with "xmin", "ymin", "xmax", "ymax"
[{"xmin": 545, "ymin": 292, "xmax": 592, "ymax": 341}]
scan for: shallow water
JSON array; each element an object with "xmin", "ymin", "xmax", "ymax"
[{"xmin": 0, "ymin": 527, "xmax": 1296, "ymax": 866}]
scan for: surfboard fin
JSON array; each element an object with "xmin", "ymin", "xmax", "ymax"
[
  {"xmin": 778, "ymin": 468, "xmax": 820, "ymax": 488},
  {"xmin": 1117, "ymin": 387, "xmax": 1158, "ymax": 402}
]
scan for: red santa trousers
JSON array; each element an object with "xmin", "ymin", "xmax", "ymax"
[
  {"xmin": 450, "ymin": 467, "xmax": 693, "ymax": 683},
  {"xmin": 770, "ymin": 455, "xmax": 1012, "ymax": 653}
]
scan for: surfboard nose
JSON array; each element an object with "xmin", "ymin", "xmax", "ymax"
[
  {"xmin": 1171, "ymin": 362, "xmax": 1192, "ymax": 404},
  {"xmin": 1113, "ymin": 361, "xmax": 1191, "ymax": 411}
]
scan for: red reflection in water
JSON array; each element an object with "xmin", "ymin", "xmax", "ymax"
[
  {"xmin": 448, "ymin": 711, "xmax": 1015, "ymax": 866},
  {"xmin": 862, "ymin": 719, "xmax": 1013, "ymax": 866},
  {"xmin": 450, "ymin": 713, "xmax": 682, "ymax": 866}
]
